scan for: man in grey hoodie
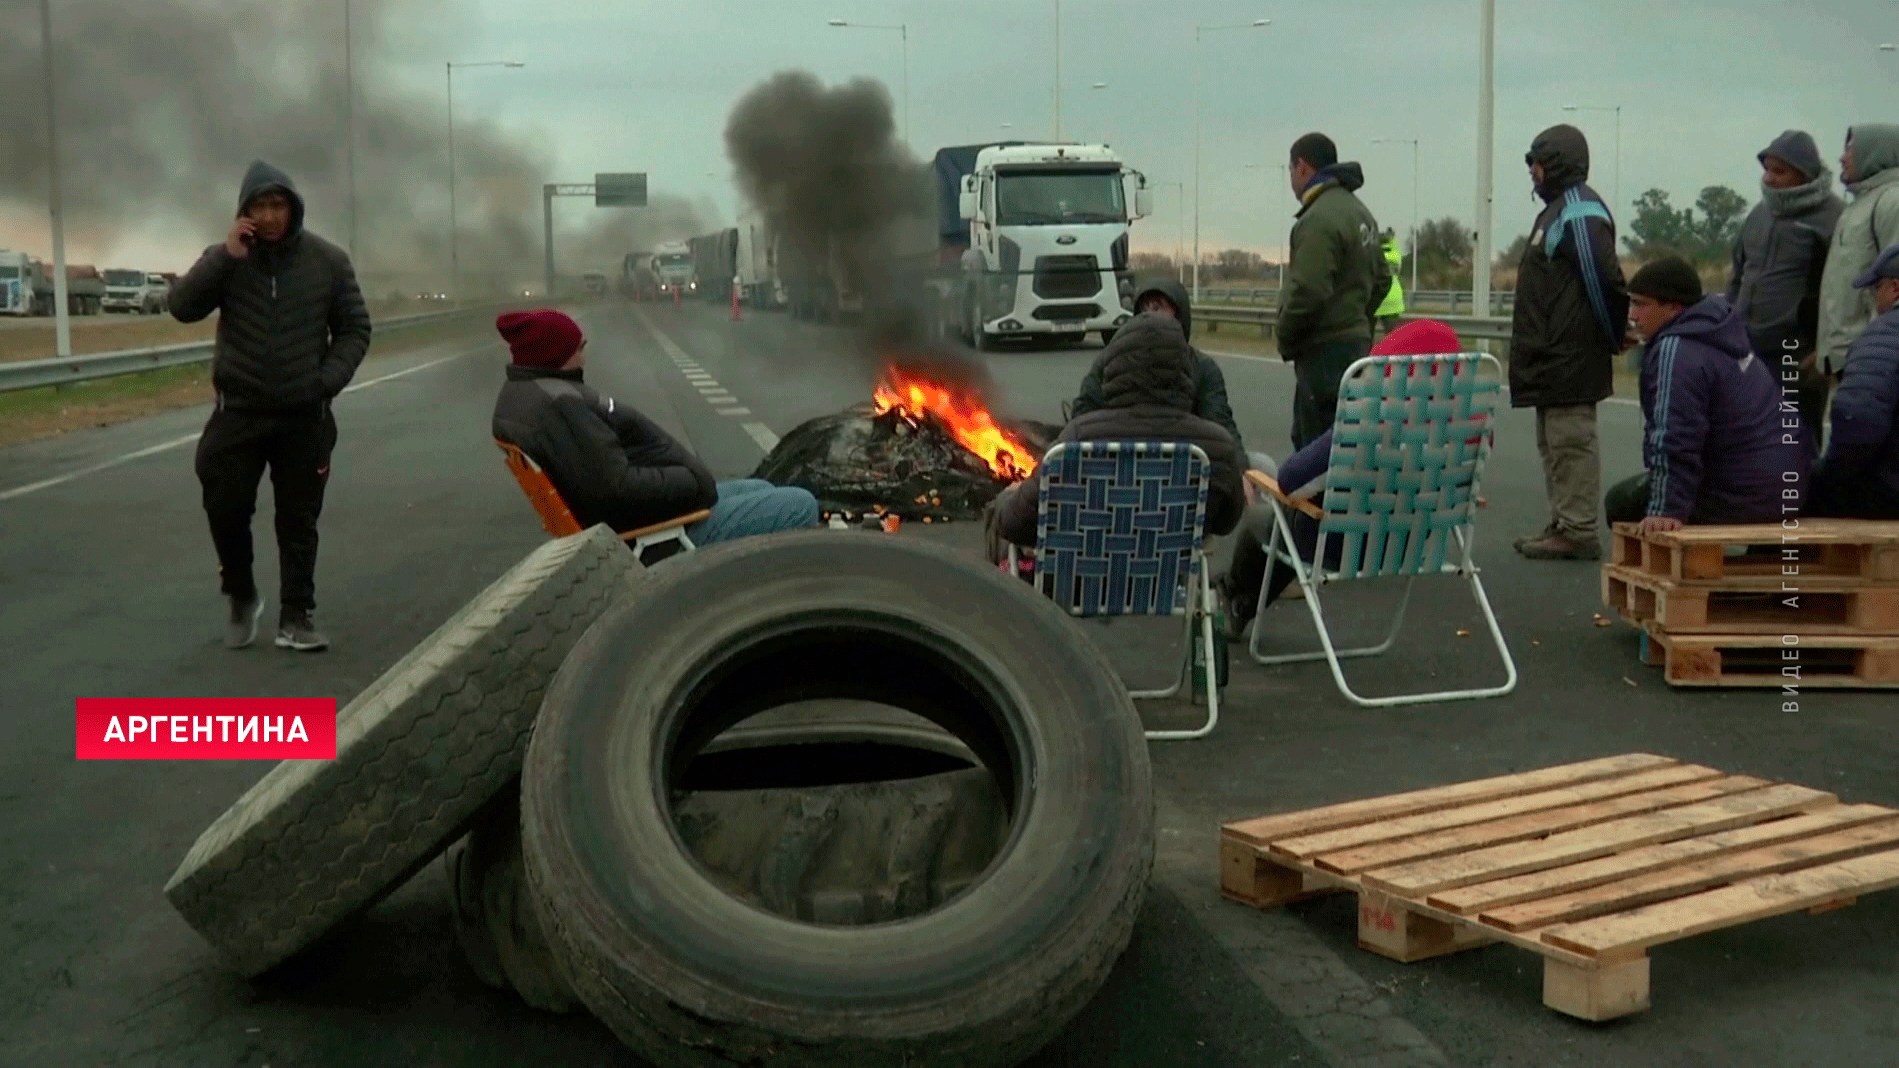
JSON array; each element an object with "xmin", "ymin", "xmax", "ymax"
[
  {"xmin": 1816, "ymin": 124, "xmax": 1899, "ymax": 378},
  {"xmin": 1728, "ymin": 130, "xmax": 1844, "ymax": 453}
]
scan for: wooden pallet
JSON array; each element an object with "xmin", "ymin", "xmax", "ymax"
[
  {"xmin": 1219, "ymin": 753, "xmax": 1899, "ymax": 1021},
  {"xmin": 1609, "ymin": 520, "xmax": 1899, "ymax": 585},
  {"xmin": 1637, "ymin": 627, "xmax": 1899, "ymax": 688},
  {"xmin": 1602, "ymin": 564, "xmax": 1899, "ymax": 634}
]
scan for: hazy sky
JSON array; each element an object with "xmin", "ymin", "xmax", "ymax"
[
  {"xmin": 8, "ymin": 0, "xmax": 1898, "ymax": 273},
  {"xmin": 447, "ymin": 0, "xmax": 1897, "ymax": 261}
]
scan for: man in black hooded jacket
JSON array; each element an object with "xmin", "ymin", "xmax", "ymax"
[
  {"xmin": 170, "ymin": 160, "xmax": 372, "ymax": 653},
  {"xmin": 1065, "ymin": 277, "xmax": 1244, "ymax": 452},
  {"xmin": 1510, "ymin": 124, "xmax": 1631, "ymax": 562},
  {"xmin": 1728, "ymin": 130, "xmax": 1845, "ymax": 453}
]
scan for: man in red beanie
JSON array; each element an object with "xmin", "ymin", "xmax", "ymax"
[
  {"xmin": 1217, "ymin": 319, "xmax": 1476, "ymax": 638},
  {"xmin": 490, "ymin": 309, "xmax": 819, "ymax": 545}
]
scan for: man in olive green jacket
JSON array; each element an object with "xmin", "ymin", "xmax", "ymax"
[{"xmin": 1275, "ymin": 132, "xmax": 1393, "ymax": 449}]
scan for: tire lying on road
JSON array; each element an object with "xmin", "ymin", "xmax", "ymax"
[
  {"xmin": 164, "ymin": 524, "xmax": 643, "ymax": 977},
  {"xmin": 520, "ymin": 530, "xmax": 1156, "ymax": 1068},
  {"xmin": 444, "ymin": 794, "xmax": 581, "ymax": 1014}
]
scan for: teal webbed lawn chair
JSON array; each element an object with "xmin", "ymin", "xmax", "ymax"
[{"xmin": 1245, "ymin": 351, "xmax": 1518, "ymax": 707}]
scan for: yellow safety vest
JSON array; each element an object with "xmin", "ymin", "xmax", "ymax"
[{"xmin": 1377, "ymin": 240, "xmax": 1405, "ymax": 316}]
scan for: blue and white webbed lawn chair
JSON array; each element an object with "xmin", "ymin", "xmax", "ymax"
[
  {"xmin": 1244, "ymin": 351, "xmax": 1518, "ymax": 707},
  {"xmin": 1005, "ymin": 440, "xmax": 1221, "ymax": 740}
]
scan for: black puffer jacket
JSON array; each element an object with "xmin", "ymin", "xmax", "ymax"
[
  {"xmin": 996, "ymin": 313, "xmax": 1246, "ymax": 545},
  {"xmin": 493, "ymin": 364, "xmax": 718, "ymax": 533},
  {"xmin": 169, "ymin": 161, "xmax": 372, "ymax": 412},
  {"xmin": 1508, "ymin": 125, "xmax": 1630, "ymax": 408},
  {"xmin": 1066, "ymin": 277, "xmax": 1244, "ymax": 450}
]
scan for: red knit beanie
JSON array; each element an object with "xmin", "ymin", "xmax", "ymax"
[
  {"xmin": 1372, "ymin": 319, "xmax": 1463, "ymax": 356},
  {"xmin": 496, "ymin": 310, "xmax": 583, "ymax": 368}
]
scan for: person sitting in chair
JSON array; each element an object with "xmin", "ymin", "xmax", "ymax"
[
  {"xmin": 1215, "ymin": 319, "xmax": 1476, "ymax": 640},
  {"xmin": 490, "ymin": 309, "xmax": 819, "ymax": 546},
  {"xmin": 988, "ymin": 312, "xmax": 1247, "ymax": 556}
]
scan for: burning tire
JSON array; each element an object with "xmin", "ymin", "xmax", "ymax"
[
  {"xmin": 519, "ymin": 531, "xmax": 1154, "ymax": 1067},
  {"xmin": 164, "ymin": 525, "xmax": 643, "ymax": 977}
]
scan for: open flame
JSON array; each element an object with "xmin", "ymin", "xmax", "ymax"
[{"xmin": 872, "ymin": 366, "xmax": 1038, "ymax": 481}]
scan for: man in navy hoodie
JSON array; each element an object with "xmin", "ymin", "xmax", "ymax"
[
  {"xmin": 1807, "ymin": 242, "xmax": 1899, "ymax": 519},
  {"xmin": 1603, "ymin": 257, "xmax": 1808, "ymax": 533}
]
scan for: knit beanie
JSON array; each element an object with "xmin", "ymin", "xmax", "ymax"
[
  {"xmin": 496, "ymin": 310, "xmax": 583, "ymax": 368},
  {"xmin": 1372, "ymin": 318, "xmax": 1464, "ymax": 356},
  {"xmin": 1627, "ymin": 258, "xmax": 1703, "ymax": 306}
]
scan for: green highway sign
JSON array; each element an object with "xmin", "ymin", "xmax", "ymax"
[{"xmin": 595, "ymin": 172, "xmax": 647, "ymax": 207}]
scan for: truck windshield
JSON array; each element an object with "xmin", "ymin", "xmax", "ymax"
[
  {"xmin": 105, "ymin": 271, "xmax": 144, "ymax": 285},
  {"xmin": 0, "ymin": 267, "xmax": 17, "ymax": 279},
  {"xmin": 658, "ymin": 254, "xmax": 690, "ymax": 267},
  {"xmin": 995, "ymin": 170, "xmax": 1126, "ymax": 226}
]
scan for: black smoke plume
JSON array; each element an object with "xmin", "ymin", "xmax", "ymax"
[
  {"xmin": 0, "ymin": 0, "xmax": 705, "ymax": 297},
  {"xmin": 721, "ymin": 70, "xmax": 996, "ymax": 395}
]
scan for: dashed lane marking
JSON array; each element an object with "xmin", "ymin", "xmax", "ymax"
[
  {"xmin": 0, "ymin": 342, "xmax": 499, "ymax": 502},
  {"xmin": 634, "ymin": 306, "xmax": 776, "ymax": 450}
]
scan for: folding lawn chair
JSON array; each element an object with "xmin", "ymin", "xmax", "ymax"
[
  {"xmin": 1005, "ymin": 440, "xmax": 1221, "ymax": 740},
  {"xmin": 495, "ymin": 439, "xmax": 710, "ymax": 565},
  {"xmin": 1243, "ymin": 351, "xmax": 1518, "ymax": 707}
]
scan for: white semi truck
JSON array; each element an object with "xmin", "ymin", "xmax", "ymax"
[
  {"xmin": 733, "ymin": 208, "xmax": 781, "ymax": 310},
  {"xmin": 102, "ymin": 269, "xmax": 169, "ymax": 314},
  {"xmin": 650, "ymin": 241, "xmax": 694, "ymax": 296},
  {"xmin": 953, "ymin": 142, "xmax": 1151, "ymax": 349}
]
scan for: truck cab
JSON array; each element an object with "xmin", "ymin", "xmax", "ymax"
[
  {"xmin": 651, "ymin": 242, "xmax": 694, "ymax": 296},
  {"xmin": 0, "ymin": 249, "xmax": 37, "ymax": 316},
  {"xmin": 956, "ymin": 143, "xmax": 1151, "ymax": 349},
  {"xmin": 103, "ymin": 269, "xmax": 165, "ymax": 314}
]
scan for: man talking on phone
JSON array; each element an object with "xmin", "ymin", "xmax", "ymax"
[{"xmin": 169, "ymin": 160, "xmax": 372, "ymax": 652}]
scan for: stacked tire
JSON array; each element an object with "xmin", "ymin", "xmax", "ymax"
[{"xmin": 166, "ymin": 526, "xmax": 1157, "ymax": 1067}]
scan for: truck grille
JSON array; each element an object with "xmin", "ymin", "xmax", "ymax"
[
  {"xmin": 1033, "ymin": 255, "xmax": 1101, "ymax": 300},
  {"xmin": 1031, "ymin": 304, "xmax": 1102, "ymax": 322}
]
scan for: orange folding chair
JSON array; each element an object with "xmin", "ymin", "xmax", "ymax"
[{"xmin": 496, "ymin": 439, "xmax": 710, "ymax": 565}]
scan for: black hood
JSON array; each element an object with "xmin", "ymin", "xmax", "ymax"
[
  {"xmin": 1093, "ymin": 313, "xmax": 1196, "ymax": 410},
  {"xmin": 1132, "ymin": 276, "xmax": 1194, "ymax": 341},
  {"xmin": 237, "ymin": 159, "xmax": 306, "ymax": 245},
  {"xmin": 1528, "ymin": 124, "xmax": 1590, "ymax": 202}
]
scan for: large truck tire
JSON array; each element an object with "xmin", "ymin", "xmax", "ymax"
[
  {"xmin": 164, "ymin": 524, "xmax": 643, "ymax": 977},
  {"xmin": 519, "ymin": 531, "xmax": 1155, "ymax": 1068}
]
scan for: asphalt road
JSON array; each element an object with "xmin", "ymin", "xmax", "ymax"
[{"xmin": 1, "ymin": 299, "xmax": 1893, "ymax": 1068}]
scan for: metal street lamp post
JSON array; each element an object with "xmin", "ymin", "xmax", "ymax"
[
  {"xmin": 1157, "ymin": 180, "xmax": 1186, "ymax": 282},
  {"xmin": 446, "ymin": 60, "xmax": 523, "ymax": 301},
  {"xmin": 827, "ymin": 19, "xmax": 909, "ymax": 144},
  {"xmin": 1473, "ymin": 0, "xmax": 1495, "ymax": 318},
  {"xmin": 38, "ymin": 0, "xmax": 71, "ymax": 356},
  {"xmin": 1192, "ymin": 18, "xmax": 1270, "ymax": 305},
  {"xmin": 1562, "ymin": 103, "xmax": 1622, "ymax": 214},
  {"xmin": 345, "ymin": 0, "xmax": 357, "ymax": 260},
  {"xmin": 1372, "ymin": 136, "xmax": 1421, "ymax": 301}
]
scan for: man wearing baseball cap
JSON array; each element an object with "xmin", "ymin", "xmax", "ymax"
[
  {"xmin": 490, "ymin": 310, "xmax": 819, "ymax": 545},
  {"xmin": 1808, "ymin": 242, "xmax": 1899, "ymax": 519},
  {"xmin": 1603, "ymin": 256, "xmax": 1805, "ymax": 536}
]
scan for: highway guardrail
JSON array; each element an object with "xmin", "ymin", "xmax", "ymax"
[
  {"xmin": 1195, "ymin": 304, "xmax": 1514, "ymax": 343},
  {"xmin": 0, "ymin": 304, "xmax": 503, "ymax": 396},
  {"xmin": 1197, "ymin": 287, "xmax": 1515, "ymax": 315}
]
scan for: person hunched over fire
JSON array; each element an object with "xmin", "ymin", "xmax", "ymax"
[
  {"xmin": 490, "ymin": 310, "xmax": 820, "ymax": 545},
  {"xmin": 1064, "ymin": 277, "xmax": 1245, "ymax": 453},
  {"xmin": 987, "ymin": 311, "xmax": 1247, "ymax": 556}
]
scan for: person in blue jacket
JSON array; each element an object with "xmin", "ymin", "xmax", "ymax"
[
  {"xmin": 1602, "ymin": 257, "xmax": 1809, "ymax": 534},
  {"xmin": 1807, "ymin": 242, "xmax": 1899, "ymax": 519}
]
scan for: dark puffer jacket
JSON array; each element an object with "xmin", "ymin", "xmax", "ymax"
[
  {"xmin": 169, "ymin": 161, "xmax": 372, "ymax": 412},
  {"xmin": 1066, "ymin": 277, "xmax": 1244, "ymax": 450},
  {"xmin": 1508, "ymin": 125, "xmax": 1631, "ymax": 408},
  {"xmin": 996, "ymin": 313, "xmax": 1246, "ymax": 546},
  {"xmin": 493, "ymin": 364, "xmax": 718, "ymax": 532},
  {"xmin": 1727, "ymin": 131, "xmax": 1844, "ymax": 363},
  {"xmin": 1815, "ymin": 306, "xmax": 1899, "ymax": 502},
  {"xmin": 1638, "ymin": 295, "xmax": 1807, "ymax": 523}
]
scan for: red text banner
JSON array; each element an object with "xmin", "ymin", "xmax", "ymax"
[{"xmin": 75, "ymin": 698, "xmax": 338, "ymax": 760}]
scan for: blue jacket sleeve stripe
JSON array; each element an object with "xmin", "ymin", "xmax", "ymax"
[
  {"xmin": 1562, "ymin": 189, "xmax": 1618, "ymax": 347},
  {"xmin": 1644, "ymin": 336, "xmax": 1679, "ymax": 516}
]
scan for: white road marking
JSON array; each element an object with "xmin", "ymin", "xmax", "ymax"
[
  {"xmin": 1204, "ymin": 347, "xmax": 1640, "ymax": 408},
  {"xmin": 740, "ymin": 422, "xmax": 780, "ymax": 452},
  {"xmin": 716, "ymin": 406, "xmax": 753, "ymax": 416},
  {"xmin": 0, "ymin": 342, "xmax": 498, "ymax": 502}
]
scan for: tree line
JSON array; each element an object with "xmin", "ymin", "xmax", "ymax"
[{"xmin": 1135, "ymin": 183, "xmax": 1754, "ymax": 291}]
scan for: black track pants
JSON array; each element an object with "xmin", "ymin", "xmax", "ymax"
[{"xmin": 194, "ymin": 402, "xmax": 338, "ymax": 615}]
